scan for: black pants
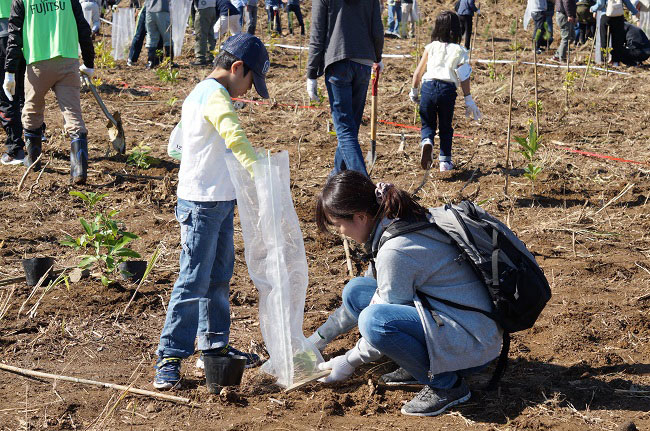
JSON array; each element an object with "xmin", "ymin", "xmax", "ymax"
[
  {"xmin": 577, "ymin": 21, "xmax": 595, "ymax": 44},
  {"xmin": 286, "ymin": 4, "xmax": 304, "ymax": 35},
  {"xmin": 129, "ymin": 7, "xmax": 147, "ymax": 62},
  {"xmin": 459, "ymin": 15, "xmax": 473, "ymax": 50},
  {"xmin": 532, "ymin": 11, "xmax": 547, "ymax": 50},
  {"xmin": 600, "ymin": 15, "xmax": 625, "ymax": 63},
  {"xmin": 0, "ymin": 36, "xmax": 25, "ymax": 156}
]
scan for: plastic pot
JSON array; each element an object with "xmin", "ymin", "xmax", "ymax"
[
  {"xmin": 22, "ymin": 257, "xmax": 55, "ymax": 286},
  {"xmin": 203, "ymin": 353, "xmax": 246, "ymax": 393},
  {"xmin": 118, "ymin": 260, "xmax": 147, "ymax": 283}
]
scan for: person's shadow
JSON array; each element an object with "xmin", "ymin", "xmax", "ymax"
[{"xmin": 380, "ymin": 358, "xmax": 650, "ymax": 424}]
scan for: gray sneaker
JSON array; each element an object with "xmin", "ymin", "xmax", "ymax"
[
  {"xmin": 401, "ymin": 380, "xmax": 471, "ymax": 417},
  {"xmin": 1, "ymin": 149, "xmax": 24, "ymax": 165},
  {"xmin": 379, "ymin": 367, "xmax": 419, "ymax": 386}
]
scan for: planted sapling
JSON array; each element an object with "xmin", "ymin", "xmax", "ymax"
[
  {"xmin": 60, "ymin": 191, "xmax": 141, "ymax": 286},
  {"xmin": 515, "ymin": 122, "xmax": 543, "ymax": 192}
]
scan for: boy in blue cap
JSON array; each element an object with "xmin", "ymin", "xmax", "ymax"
[{"xmin": 154, "ymin": 33, "xmax": 270, "ymax": 390}]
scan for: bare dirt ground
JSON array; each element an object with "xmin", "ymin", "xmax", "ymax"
[{"xmin": 1, "ymin": 1, "xmax": 649, "ymax": 429}]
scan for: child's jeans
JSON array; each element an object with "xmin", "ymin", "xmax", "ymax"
[
  {"xmin": 419, "ymin": 79, "xmax": 457, "ymax": 163},
  {"xmin": 341, "ymin": 277, "xmax": 487, "ymax": 389},
  {"xmin": 387, "ymin": 2, "xmax": 402, "ymax": 33},
  {"xmin": 325, "ymin": 59, "xmax": 371, "ymax": 176},
  {"xmin": 157, "ymin": 198, "xmax": 236, "ymax": 359}
]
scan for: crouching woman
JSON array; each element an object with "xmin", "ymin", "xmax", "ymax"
[{"xmin": 314, "ymin": 170, "xmax": 502, "ymax": 417}]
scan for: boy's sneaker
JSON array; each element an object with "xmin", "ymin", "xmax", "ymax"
[
  {"xmin": 420, "ymin": 141, "xmax": 434, "ymax": 170},
  {"xmin": 379, "ymin": 367, "xmax": 419, "ymax": 386},
  {"xmin": 549, "ymin": 55, "xmax": 562, "ymax": 64},
  {"xmin": 153, "ymin": 357, "xmax": 182, "ymax": 390},
  {"xmin": 1, "ymin": 149, "xmax": 24, "ymax": 165},
  {"xmin": 401, "ymin": 380, "xmax": 471, "ymax": 417},
  {"xmin": 439, "ymin": 161, "xmax": 454, "ymax": 172},
  {"xmin": 196, "ymin": 345, "xmax": 261, "ymax": 369}
]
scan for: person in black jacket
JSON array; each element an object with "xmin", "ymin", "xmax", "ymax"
[
  {"xmin": 3, "ymin": 0, "xmax": 94, "ymax": 184},
  {"xmin": 621, "ymin": 21, "xmax": 650, "ymax": 65}
]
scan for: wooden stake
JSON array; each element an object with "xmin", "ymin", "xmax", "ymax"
[
  {"xmin": 533, "ymin": 38, "xmax": 540, "ymax": 136},
  {"xmin": 514, "ymin": 19, "xmax": 518, "ymax": 62},
  {"xmin": 565, "ymin": 41, "xmax": 570, "ymax": 111},
  {"xmin": 0, "ymin": 363, "xmax": 192, "ymax": 405},
  {"xmin": 470, "ymin": 13, "xmax": 478, "ymax": 62},
  {"xmin": 491, "ymin": 32, "xmax": 496, "ymax": 71},
  {"xmin": 580, "ymin": 35, "xmax": 597, "ymax": 91},
  {"xmin": 504, "ymin": 63, "xmax": 515, "ymax": 196},
  {"xmin": 342, "ymin": 237, "xmax": 354, "ymax": 277}
]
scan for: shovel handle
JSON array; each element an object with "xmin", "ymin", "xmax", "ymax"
[
  {"xmin": 370, "ymin": 67, "xmax": 379, "ymax": 140},
  {"xmin": 82, "ymin": 74, "xmax": 119, "ymax": 129}
]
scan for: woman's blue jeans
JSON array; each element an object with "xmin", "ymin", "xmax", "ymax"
[
  {"xmin": 419, "ymin": 79, "xmax": 457, "ymax": 163},
  {"xmin": 342, "ymin": 277, "xmax": 486, "ymax": 389},
  {"xmin": 157, "ymin": 198, "xmax": 236, "ymax": 359},
  {"xmin": 387, "ymin": 3, "xmax": 402, "ymax": 33},
  {"xmin": 325, "ymin": 59, "xmax": 371, "ymax": 177}
]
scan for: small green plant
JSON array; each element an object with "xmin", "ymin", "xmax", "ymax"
[
  {"xmin": 60, "ymin": 191, "xmax": 141, "ymax": 286},
  {"xmin": 563, "ymin": 70, "xmax": 579, "ymax": 93},
  {"xmin": 92, "ymin": 76, "xmax": 103, "ymax": 87},
  {"xmin": 126, "ymin": 143, "xmax": 159, "ymax": 169},
  {"xmin": 527, "ymin": 99, "xmax": 543, "ymax": 113},
  {"xmin": 482, "ymin": 22, "xmax": 491, "ymax": 40},
  {"xmin": 156, "ymin": 58, "xmax": 180, "ymax": 83},
  {"xmin": 510, "ymin": 41, "xmax": 523, "ymax": 53},
  {"xmin": 515, "ymin": 122, "xmax": 543, "ymax": 186},
  {"xmin": 487, "ymin": 62, "xmax": 497, "ymax": 80},
  {"xmin": 94, "ymin": 41, "xmax": 116, "ymax": 69},
  {"xmin": 167, "ymin": 96, "xmax": 178, "ymax": 107},
  {"xmin": 509, "ymin": 18, "xmax": 517, "ymax": 36}
]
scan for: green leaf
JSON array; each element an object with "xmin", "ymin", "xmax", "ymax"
[
  {"xmin": 80, "ymin": 218, "xmax": 93, "ymax": 235},
  {"xmin": 79, "ymin": 255, "xmax": 98, "ymax": 268},
  {"xmin": 101, "ymin": 275, "xmax": 111, "ymax": 286},
  {"xmin": 69, "ymin": 190, "xmax": 88, "ymax": 201},
  {"xmin": 113, "ymin": 248, "xmax": 141, "ymax": 258}
]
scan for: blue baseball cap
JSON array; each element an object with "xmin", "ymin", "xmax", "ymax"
[{"xmin": 221, "ymin": 33, "xmax": 270, "ymax": 99}]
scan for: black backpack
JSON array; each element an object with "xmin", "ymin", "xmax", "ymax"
[{"xmin": 372, "ymin": 201, "xmax": 551, "ymax": 388}]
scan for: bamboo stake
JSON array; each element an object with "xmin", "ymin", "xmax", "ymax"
[
  {"xmin": 565, "ymin": 41, "xmax": 570, "ymax": 111},
  {"xmin": 470, "ymin": 12, "xmax": 478, "ymax": 62},
  {"xmin": 580, "ymin": 35, "xmax": 597, "ymax": 91},
  {"xmin": 342, "ymin": 237, "xmax": 354, "ymax": 277},
  {"xmin": 491, "ymin": 32, "xmax": 496, "ymax": 72},
  {"xmin": 0, "ymin": 363, "xmax": 192, "ymax": 404},
  {"xmin": 514, "ymin": 19, "xmax": 518, "ymax": 62},
  {"xmin": 533, "ymin": 37, "xmax": 540, "ymax": 135},
  {"xmin": 504, "ymin": 63, "xmax": 515, "ymax": 196}
]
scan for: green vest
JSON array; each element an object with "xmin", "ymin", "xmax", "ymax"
[
  {"xmin": 22, "ymin": 0, "xmax": 79, "ymax": 65},
  {"xmin": 0, "ymin": 0, "xmax": 11, "ymax": 20}
]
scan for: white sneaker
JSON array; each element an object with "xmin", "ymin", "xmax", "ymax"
[{"xmin": 439, "ymin": 161, "xmax": 454, "ymax": 172}]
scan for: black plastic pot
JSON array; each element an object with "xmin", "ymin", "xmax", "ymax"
[
  {"xmin": 22, "ymin": 257, "xmax": 55, "ymax": 286},
  {"xmin": 203, "ymin": 353, "xmax": 246, "ymax": 393},
  {"xmin": 118, "ymin": 260, "xmax": 147, "ymax": 283}
]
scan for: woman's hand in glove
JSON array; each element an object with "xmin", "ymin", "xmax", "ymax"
[
  {"xmin": 317, "ymin": 355, "xmax": 356, "ymax": 383},
  {"xmin": 464, "ymin": 94, "xmax": 482, "ymax": 121},
  {"xmin": 409, "ymin": 87, "xmax": 419, "ymax": 103}
]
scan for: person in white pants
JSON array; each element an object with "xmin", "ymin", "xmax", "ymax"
[{"xmin": 214, "ymin": 0, "xmax": 242, "ymax": 41}]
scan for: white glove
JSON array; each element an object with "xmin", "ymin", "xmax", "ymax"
[
  {"xmin": 79, "ymin": 65, "xmax": 94, "ymax": 79},
  {"xmin": 318, "ymin": 355, "xmax": 356, "ymax": 383},
  {"xmin": 409, "ymin": 87, "xmax": 419, "ymax": 103},
  {"xmin": 374, "ymin": 60, "xmax": 384, "ymax": 74},
  {"xmin": 464, "ymin": 94, "xmax": 482, "ymax": 121},
  {"xmin": 306, "ymin": 78, "xmax": 319, "ymax": 101},
  {"xmin": 3, "ymin": 72, "xmax": 15, "ymax": 101}
]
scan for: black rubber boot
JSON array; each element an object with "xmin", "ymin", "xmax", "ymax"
[
  {"xmin": 70, "ymin": 134, "xmax": 88, "ymax": 185},
  {"xmin": 146, "ymin": 47, "xmax": 158, "ymax": 69},
  {"xmin": 23, "ymin": 129, "xmax": 42, "ymax": 170}
]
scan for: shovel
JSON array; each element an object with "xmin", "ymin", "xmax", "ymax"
[
  {"xmin": 366, "ymin": 66, "xmax": 380, "ymax": 174},
  {"xmin": 81, "ymin": 74, "xmax": 126, "ymax": 154}
]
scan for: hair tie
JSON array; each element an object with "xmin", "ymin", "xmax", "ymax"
[{"xmin": 375, "ymin": 182, "xmax": 394, "ymax": 204}]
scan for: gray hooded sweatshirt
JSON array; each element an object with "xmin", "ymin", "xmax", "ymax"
[{"xmin": 345, "ymin": 213, "xmax": 503, "ymax": 380}]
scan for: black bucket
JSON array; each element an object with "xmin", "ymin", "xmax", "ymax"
[
  {"xmin": 203, "ymin": 353, "xmax": 246, "ymax": 393},
  {"xmin": 22, "ymin": 257, "xmax": 54, "ymax": 286},
  {"xmin": 118, "ymin": 260, "xmax": 147, "ymax": 283}
]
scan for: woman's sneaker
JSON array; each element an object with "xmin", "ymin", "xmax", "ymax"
[
  {"xmin": 153, "ymin": 357, "xmax": 182, "ymax": 390},
  {"xmin": 439, "ymin": 161, "xmax": 454, "ymax": 172},
  {"xmin": 420, "ymin": 141, "xmax": 434, "ymax": 169},
  {"xmin": 379, "ymin": 366, "xmax": 419, "ymax": 385},
  {"xmin": 401, "ymin": 380, "xmax": 471, "ymax": 417},
  {"xmin": 195, "ymin": 345, "xmax": 261, "ymax": 370}
]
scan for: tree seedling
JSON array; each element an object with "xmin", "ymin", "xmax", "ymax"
[
  {"xmin": 60, "ymin": 191, "xmax": 141, "ymax": 286},
  {"xmin": 94, "ymin": 41, "xmax": 116, "ymax": 69},
  {"xmin": 126, "ymin": 143, "xmax": 159, "ymax": 169},
  {"xmin": 156, "ymin": 58, "xmax": 180, "ymax": 84},
  {"xmin": 515, "ymin": 122, "xmax": 543, "ymax": 192}
]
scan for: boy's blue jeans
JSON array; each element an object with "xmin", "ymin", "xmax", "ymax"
[
  {"xmin": 157, "ymin": 198, "xmax": 236, "ymax": 359},
  {"xmin": 419, "ymin": 79, "xmax": 457, "ymax": 163},
  {"xmin": 387, "ymin": 3, "xmax": 402, "ymax": 33},
  {"xmin": 342, "ymin": 277, "xmax": 486, "ymax": 389},
  {"xmin": 325, "ymin": 59, "xmax": 371, "ymax": 177}
]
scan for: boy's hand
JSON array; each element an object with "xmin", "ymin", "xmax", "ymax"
[
  {"xmin": 306, "ymin": 78, "xmax": 319, "ymax": 101},
  {"xmin": 409, "ymin": 87, "xmax": 419, "ymax": 103},
  {"xmin": 464, "ymin": 95, "xmax": 482, "ymax": 121},
  {"xmin": 79, "ymin": 65, "xmax": 94, "ymax": 78},
  {"xmin": 318, "ymin": 355, "xmax": 355, "ymax": 383}
]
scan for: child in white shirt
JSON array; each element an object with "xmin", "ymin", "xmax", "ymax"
[{"xmin": 409, "ymin": 10, "xmax": 481, "ymax": 172}]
